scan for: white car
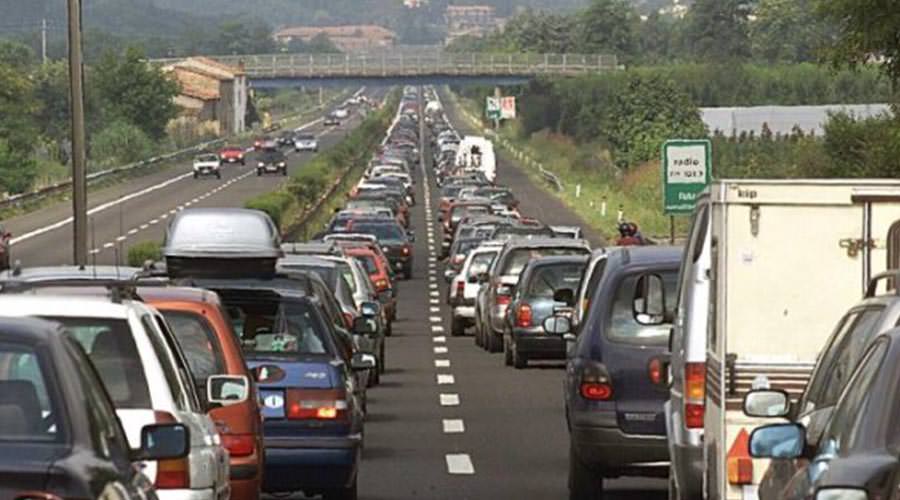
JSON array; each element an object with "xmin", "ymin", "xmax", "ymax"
[
  {"xmin": 449, "ymin": 242, "xmax": 503, "ymax": 336},
  {"xmin": 0, "ymin": 294, "xmax": 232, "ymax": 500},
  {"xmin": 333, "ymin": 108, "xmax": 350, "ymax": 119},
  {"xmin": 293, "ymin": 134, "xmax": 318, "ymax": 153},
  {"xmin": 192, "ymin": 154, "xmax": 221, "ymax": 179}
]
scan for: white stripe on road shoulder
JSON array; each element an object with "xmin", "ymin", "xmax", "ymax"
[
  {"xmin": 434, "ymin": 346, "xmax": 448, "ymax": 354},
  {"xmin": 439, "ymin": 393, "xmax": 459, "ymax": 406},
  {"xmin": 446, "ymin": 454, "xmax": 474, "ymax": 474},
  {"xmin": 437, "ymin": 374, "xmax": 454, "ymax": 384},
  {"xmin": 442, "ymin": 419, "xmax": 465, "ymax": 434},
  {"xmin": 435, "ymin": 359, "xmax": 450, "ymax": 368},
  {"xmin": 433, "ymin": 336, "xmax": 446, "ymax": 343}
]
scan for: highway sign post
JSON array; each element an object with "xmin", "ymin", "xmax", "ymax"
[{"xmin": 662, "ymin": 139, "xmax": 712, "ymax": 242}]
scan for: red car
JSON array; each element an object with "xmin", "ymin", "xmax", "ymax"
[
  {"xmin": 220, "ymin": 146, "xmax": 246, "ymax": 165},
  {"xmin": 341, "ymin": 244, "xmax": 397, "ymax": 326}
]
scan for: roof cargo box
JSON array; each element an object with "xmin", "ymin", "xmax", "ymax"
[{"xmin": 163, "ymin": 208, "xmax": 283, "ymax": 278}]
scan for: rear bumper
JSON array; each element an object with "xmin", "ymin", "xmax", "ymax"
[
  {"xmin": 570, "ymin": 414, "xmax": 668, "ymax": 474},
  {"xmin": 157, "ymin": 489, "xmax": 216, "ymax": 500},
  {"xmin": 454, "ymin": 306, "xmax": 476, "ymax": 320},
  {"xmin": 512, "ymin": 332, "xmax": 566, "ymax": 359},
  {"xmin": 263, "ymin": 436, "xmax": 361, "ymax": 493}
]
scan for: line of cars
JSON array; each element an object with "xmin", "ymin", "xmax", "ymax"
[{"xmin": 0, "ymin": 94, "xmax": 412, "ymax": 500}]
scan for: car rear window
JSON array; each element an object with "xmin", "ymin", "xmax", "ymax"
[
  {"xmin": 352, "ymin": 223, "xmax": 405, "ymax": 241},
  {"xmin": 501, "ymin": 247, "xmax": 589, "ymax": 277},
  {"xmin": 353, "ymin": 255, "xmax": 379, "ymax": 274},
  {"xmin": 467, "ymin": 251, "xmax": 497, "ymax": 277},
  {"xmin": 47, "ymin": 317, "xmax": 152, "ymax": 409},
  {"xmin": 607, "ymin": 271, "xmax": 679, "ymax": 345},
  {"xmin": 0, "ymin": 343, "xmax": 59, "ymax": 442},
  {"xmin": 526, "ymin": 263, "xmax": 586, "ymax": 298},
  {"xmin": 160, "ymin": 311, "xmax": 225, "ymax": 386},
  {"xmin": 222, "ymin": 294, "xmax": 333, "ymax": 356}
]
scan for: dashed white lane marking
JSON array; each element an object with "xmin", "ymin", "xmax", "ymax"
[
  {"xmin": 139, "ymin": 224, "xmax": 149, "ymax": 230},
  {"xmin": 115, "ymin": 236, "xmax": 126, "ymax": 242},
  {"xmin": 443, "ymin": 419, "xmax": 465, "ymax": 434},
  {"xmin": 127, "ymin": 228, "xmax": 139, "ymax": 235},
  {"xmin": 430, "ymin": 307, "xmax": 440, "ymax": 313},
  {"xmin": 429, "ymin": 291, "xmax": 440, "ymax": 297},
  {"xmin": 428, "ymin": 257, "xmax": 437, "ymax": 263},
  {"xmin": 169, "ymin": 209, "xmax": 177, "ymax": 214},
  {"xmin": 437, "ymin": 374, "xmax": 454, "ymax": 384},
  {"xmin": 428, "ymin": 245, "xmax": 436, "ymax": 252},
  {"xmin": 446, "ymin": 454, "xmax": 474, "ymax": 474},
  {"xmin": 428, "ymin": 270, "xmax": 437, "ymax": 276},
  {"xmin": 432, "ymin": 326, "xmax": 445, "ymax": 333},
  {"xmin": 89, "ymin": 248, "xmax": 100, "ymax": 255},
  {"xmin": 430, "ymin": 299, "xmax": 440, "ymax": 305},
  {"xmin": 102, "ymin": 242, "xmax": 114, "ymax": 249},
  {"xmin": 433, "ymin": 336, "xmax": 446, "ymax": 343},
  {"xmin": 429, "ymin": 284, "xmax": 438, "ymax": 290},
  {"xmin": 428, "ymin": 263, "xmax": 437, "ymax": 269},
  {"xmin": 149, "ymin": 219, "xmax": 159, "ymax": 225},
  {"xmin": 439, "ymin": 393, "xmax": 459, "ymax": 406},
  {"xmin": 160, "ymin": 213, "xmax": 168, "ymax": 219},
  {"xmin": 434, "ymin": 346, "xmax": 448, "ymax": 354},
  {"xmin": 435, "ymin": 359, "xmax": 451, "ymax": 368},
  {"xmin": 430, "ymin": 316, "xmax": 442, "ymax": 323}
]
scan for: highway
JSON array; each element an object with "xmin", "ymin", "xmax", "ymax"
[{"xmin": 7, "ymin": 85, "xmax": 664, "ymax": 499}]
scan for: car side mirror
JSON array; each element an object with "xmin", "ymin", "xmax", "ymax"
[
  {"xmin": 207, "ymin": 375, "xmax": 250, "ymax": 407},
  {"xmin": 351, "ymin": 352, "xmax": 376, "ymax": 371},
  {"xmin": 353, "ymin": 316, "xmax": 376, "ymax": 335},
  {"xmin": 633, "ymin": 274, "xmax": 669, "ymax": 325},
  {"xmin": 360, "ymin": 301, "xmax": 381, "ymax": 318},
  {"xmin": 543, "ymin": 315, "xmax": 572, "ymax": 335},
  {"xmin": 749, "ymin": 423, "xmax": 805, "ymax": 459},
  {"xmin": 553, "ymin": 288, "xmax": 575, "ymax": 307},
  {"xmin": 132, "ymin": 423, "xmax": 190, "ymax": 461},
  {"xmin": 743, "ymin": 389, "xmax": 790, "ymax": 418}
]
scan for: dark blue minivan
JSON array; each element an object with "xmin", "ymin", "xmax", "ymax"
[{"xmin": 555, "ymin": 246, "xmax": 682, "ymax": 499}]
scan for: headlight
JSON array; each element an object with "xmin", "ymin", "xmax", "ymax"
[
  {"xmin": 257, "ymin": 162, "xmax": 264, "ymax": 167},
  {"xmin": 279, "ymin": 162, "xmax": 286, "ymax": 167},
  {"xmin": 816, "ymin": 489, "xmax": 867, "ymax": 500}
]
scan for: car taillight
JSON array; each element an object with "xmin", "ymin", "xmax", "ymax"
[
  {"xmin": 648, "ymin": 358, "xmax": 664, "ymax": 385},
  {"xmin": 374, "ymin": 278, "xmax": 389, "ymax": 290},
  {"xmin": 286, "ymin": 389, "xmax": 349, "ymax": 421},
  {"xmin": 153, "ymin": 411, "xmax": 190, "ymax": 489},
  {"xmin": 685, "ymin": 362, "xmax": 706, "ymax": 429},
  {"xmin": 221, "ymin": 433, "xmax": 255, "ymax": 457},
  {"xmin": 456, "ymin": 280, "xmax": 465, "ymax": 299},
  {"xmin": 516, "ymin": 303, "xmax": 533, "ymax": 327},
  {"xmin": 402, "ymin": 245, "xmax": 411, "ymax": 256},
  {"xmin": 579, "ymin": 362, "xmax": 614, "ymax": 401}
]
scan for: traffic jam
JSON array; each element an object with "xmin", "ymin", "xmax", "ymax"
[{"xmin": 1, "ymin": 84, "xmax": 899, "ymax": 500}]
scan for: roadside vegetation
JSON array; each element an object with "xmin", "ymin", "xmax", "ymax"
[{"xmin": 244, "ymin": 90, "xmax": 400, "ymax": 237}]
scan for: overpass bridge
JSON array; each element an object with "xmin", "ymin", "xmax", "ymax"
[{"xmin": 153, "ymin": 52, "xmax": 620, "ymax": 87}]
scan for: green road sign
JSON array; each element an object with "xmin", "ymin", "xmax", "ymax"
[
  {"xmin": 486, "ymin": 97, "xmax": 501, "ymax": 120},
  {"xmin": 662, "ymin": 139, "xmax": 711, "ymax": 215}
]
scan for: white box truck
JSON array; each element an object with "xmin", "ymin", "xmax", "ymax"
[
  {"xmin": 455, "ymin": 136, "xmax": 496, "ymax": 183},
  {"xmin": 674, "ymin": 180, "xmax": 900, "ymax": 500}
]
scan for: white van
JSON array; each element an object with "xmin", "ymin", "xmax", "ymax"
[
  {"xmin": 663, "ymin": 179, "xmax": 900, "ymax": 500},
  {"xmin": 455, "ymin": 136, "xmax": 496, "ymax": 183}
]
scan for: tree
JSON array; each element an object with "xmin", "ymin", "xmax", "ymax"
[
  {"xmin": 212, "ymin": 20, "xmax": 277, "ymax": 55},
  {"xmin": 93, "ymin": 47, "xmax": 179, "ymax": 140},
  {"xmin": 684, "ymin": 0, "xmax": 752, "ymax": 62},
  {"xmin": 750, "ymin": 0, "xmax": 825, "ymax": 63},
  {"xmin": 635, "ymin": 11, "xmax": 677, "ymax": 64},
  {"xmin": 0, "ymin": 64, "xmax": 39, "ymax": 193},
  {"xmin": 576, "ymin": 0, "xmax": 638, "ymax": 57},
  {"xmin": 0, "ymin": 40, "xmax": 35, "ymax": 69},
  {"xmin": 815, "ymin": 0, "xmax": 900, "ymax": 86}
]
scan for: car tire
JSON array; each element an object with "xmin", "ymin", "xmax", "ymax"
[
  {"xmin": 379, "ymin": 343, "xmax": 386, "ymax": 374},
  {"xmin": 487, "ymin": 330, "xmax": 502, "ymax": 353},
  {"xmin": 474, "ymin": 320, "xmax": 483, "ymax": 347},
  {"xmin": 241, "ymin": 160, "xmax": 245, "ymax": 166},
  {"xmin": 323, "ymin": 476, "xmax": 357, "ymax": 500},
  {"xmin": 403, "ymin": 266, "xmax": 413, "ymax": 280},
  {"xmin": 451, "ymin": 316, "xmax": 465, "ymax": 337},
  {"xmin": 512, "ymin": 340, "xmax": 527, "ymax": 369},
  {"xmin": 216, "ymin": 171, "xmax": 221, "ymax": 179},
  {"xmin": 385, "ymin": 320, "xmax": 393, "ymax": 337},
  {"xmin": 192, "ymin": 172, "xmax": 198, "ymax": 179},
  {"xmin": 569, "ymin": 443, "xmax": 604, "ymax": 500},
  {"xmin": 282, "ymin": 167, "xmax": 287, "ymax": 176},
  {"xmin": 504, "ymin": 337, "xmax": 513, "ymax": 366},
  {"xmin": 256, "ymin": 169, "xmax": 262, "ymax": 176}
]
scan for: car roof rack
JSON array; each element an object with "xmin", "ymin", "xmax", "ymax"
[{"xmin": 866, "ymin": 270, "xmax": 900, "ymax": 298}]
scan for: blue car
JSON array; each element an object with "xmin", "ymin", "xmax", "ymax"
[
  {"xmin": 210, "ymin": 284, "xmax": 372, "ymax": 500},
  {"xmin": 555, "ymin": 246, "xmax": 682, "ymax": 499}
]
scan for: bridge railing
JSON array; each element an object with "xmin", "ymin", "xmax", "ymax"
[{"xmin": 153, "ymin": 53, "xmax": 619, "ymax": 77}]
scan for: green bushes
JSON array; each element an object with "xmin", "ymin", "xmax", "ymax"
[
  {"xmin": 127, "ymin": 241, "xmax": 162, "ymax": 267},
  {"xmin": 245, "ymin": 191, "xmax": 296, "ymax": 227},
  {"xmin": 90, "ymin": 120, "xmax": 157, "ymax": 168}
]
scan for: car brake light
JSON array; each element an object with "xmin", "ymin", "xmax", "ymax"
[
  {"xmin": 648, "ymin": 358, "xmax": 664, "ymax": 385},
  {"xmin": 727, "ymin": 429, "xmax": 753, "ymax": 485},
  {"xmin": 516, "ymin": 303, "xmax": 533, "ymax": 327},
  {"xmin": 221, "ymin": 433, "xmax": 255, "ymax": 457},
  {"xmin": 685, "ymin": 362, "xmax": 706, "ymax": 429},
  {"xmin": 579, "ymin": 362, "xmax": 613, "ymax": 401},
  {"xmin": 402, "ymin": 245, "xmax": 411, "ymax": 256},
  {"xmin": 153, "ymin": 411, "xmax": 190, "ymax": 489},
  {"xmin": 456, "ymin": 280, "xmax": 465, "ymax": 299},
  {"xmin": 286, "ymin": 389, "xmax": 349, "ymax": 421},
  {"xmin": 496, "ymin": 294, "xmax": 511, "ymax": 306},
  {"xmin": 375, "ymin": 278, "xmax": 389, "ymax": 290}
]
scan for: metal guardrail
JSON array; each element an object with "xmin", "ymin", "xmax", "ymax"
[{"xmin": 152, "ymin": 52, "xmax": 620, "ymax": 78}]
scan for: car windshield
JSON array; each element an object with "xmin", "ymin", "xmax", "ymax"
[
  {"xmin": 501, "ymin": 247, "xmax": 588, "ymax": 277},
  {"xmin": 220, "ymin": 293, "xmax": 332, "ymax": 356},
  {"xmin": 352, "ymin": 223, "xmax": 405, "ymax": 241},
  {"xmin": 297, "ymin": 134, "xmax": 315, "ymax": 140},
  {"xmin": 526, "ymin": 263, "xmax": 585, "ymax": 298},
  {"xmin": 0, "ymin": 342, "xmax": 59, "ymax": 442},
  {"xmin": 607, "ymin": 271, "xmax": 679, "ymax": 345},
  {"xmin": 196, "ymin": 154, "xmax": 218, "ymax": 162},
  {"xmin": 45, "ymin": 317, "xmax": 152, "ymax": 409},
  {"xmin": 262, "ymin": 152, "xmax": 285, "ymax": 162}
]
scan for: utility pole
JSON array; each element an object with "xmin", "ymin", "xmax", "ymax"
[
  {"xmin": 67, "ymin": 0, "xmax": 88, "ymax": 265},
  {"xmin": 41, "ymin": 18, "xmax": 48, "ymax": 64}
]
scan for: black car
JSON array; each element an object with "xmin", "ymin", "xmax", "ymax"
[
  {"xmin": 257, "ymin": 150, "xmax": 288, "ymax": 176},
  {"xmin": 347, "ymin": 219, "xmax": 415, "ymax": 280},
  {"xmin": 747, "ymin": 325, "xmax": 900, "ymax": 500},
  {"xmin": 0, "ymin": 316, "xmax": 188, "ymax": 500}
]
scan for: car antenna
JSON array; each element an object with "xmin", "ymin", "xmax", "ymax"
[{"xmin": 90, "ymin": 216, "xmax": 97, "ymax": 278}]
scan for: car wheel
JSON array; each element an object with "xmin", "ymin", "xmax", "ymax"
[
  {"xmin": 504, "ymin": 336, "xmax": 513, "ymax": 366},
  {"xmin": 241, "ymin": 160, "xmax": 245, "ymax": 166},
  {"xmin": 668, "ymin": 471, "xmax": 679, "ymax": 500},
  {"xmin": 569, "ymin": 443, "xmax": 604, "ymax": 500},
  {"xmin": 282, "ymin": 167, "xmax": 288, "ymax": 176},
  {"xmin": 216, "ymin": 171, "xmax": 221, "ymax": 179},
  {"xmin": 512, "ymin": 340, "xmax": 527, "ymax": 369},
  {"xmin": 192, "ymin": 172, "xmax": 198, "ymax": 179},
  {"xmin": 451, "ymin": 316, "xmax": 465, "ymax": 337},
  {"xmin": 323, "ymin": 476, "xmax": 357, "ymax": 500},
  {"xmin": 256, "ymin": 169, "xmax": 262, "ymax": 176},
  {"xmin": 487, "ymin": 329, "xmax": 502, "ymax": 353},
  {"xmin": 385, "ymin": 320, "xmax": 393, "ymax": 337},
  {"xmin": 403, "ymin": 266, "xmax": 413, "ymax": 280},
  {"xmin": 379, "ymin": 343, "xmax": 386, "ymax": 374}
]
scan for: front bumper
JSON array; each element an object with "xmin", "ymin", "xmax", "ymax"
[
  {"xmin": 194, "ymin": 168, "xmax": 219, "ymax": 175},
  {"xmin": 222, "ymin": 157, "xmax": 243, "ymax": 163},
  {"xmin": 570, "ymin": 411, "xmax": 669, "ymax": 474},
  {"xmin": 263, "ymin": 435, "xmax": 361, "ymax": 493}
]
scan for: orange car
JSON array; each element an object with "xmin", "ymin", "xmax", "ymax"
[{"xmin": 142, "ymin": 286, "xmax": 264, "ymax": 500}]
